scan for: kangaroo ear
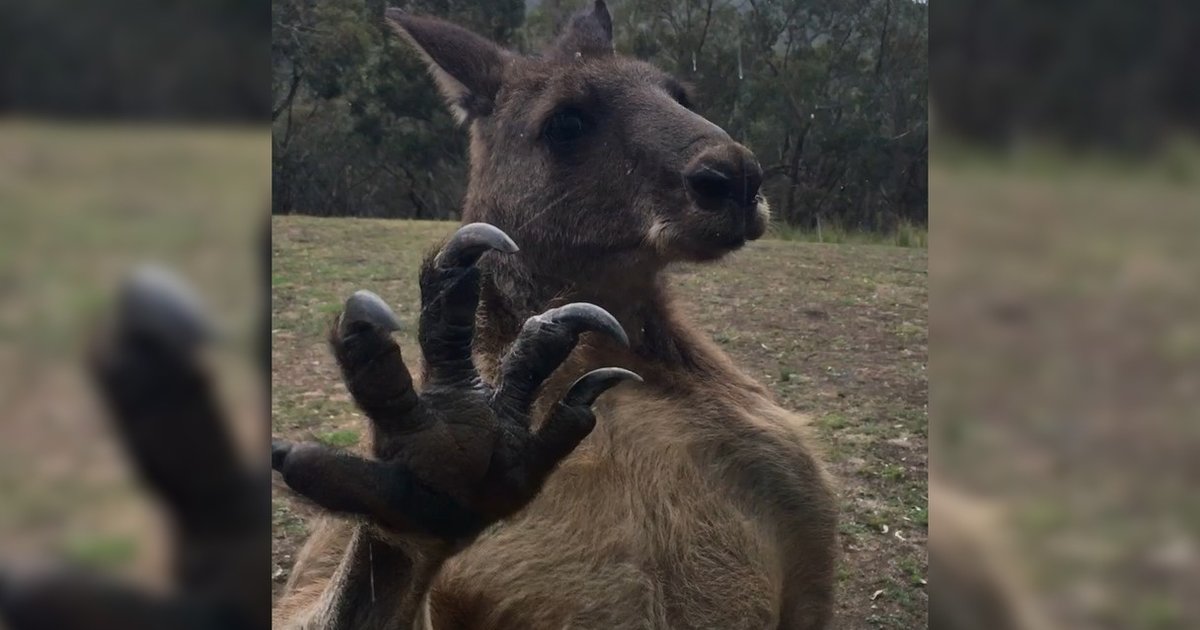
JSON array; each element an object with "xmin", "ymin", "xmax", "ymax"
[
  {"xmin": 385, "ymin": 8, "xmax": 510, "ymax": 123},
  {"xmin": 551, "ymin": 0, "xmax": 614, "ymax": 61}
]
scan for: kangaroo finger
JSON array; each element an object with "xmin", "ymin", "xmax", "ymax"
[
  {"xmin": 418, "ymin": 223, "xmax": 517, "ymax": 386},
  {"xmin": 493, "ymin": 303, "xmax": 628, "ymax": 414}
]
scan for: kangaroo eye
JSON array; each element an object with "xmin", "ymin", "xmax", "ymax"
[
  {"xmin": 665, "ymin": 79, "xmax": 695, "ymax": 110},
  {"xmin": 670, "ymin": 88, "xmax": 692, "ymax": 110},
  {"xmin": 544, "ymin": 109, "xmax": 589, "ymax": 145}
]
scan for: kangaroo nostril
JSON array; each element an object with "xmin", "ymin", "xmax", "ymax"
[
  {"xmin": 685, "ymin": 146, "xmax": 764, "ymax": 209},
  {"xmin": 686, "ymin": 164, "xmax": 734, "ymax": 204}
]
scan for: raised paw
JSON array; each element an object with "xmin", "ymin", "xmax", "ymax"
[
  {"xmin": 89, "ymin": 265, "xmax": 251, "ymax": 530},
  {"xmin": 272, "ymin": 223, "xmax": 639, "ymax": 540},
  {"xmin": 3, "ymin": 266, "xmax": 266, "ymax": 630}
]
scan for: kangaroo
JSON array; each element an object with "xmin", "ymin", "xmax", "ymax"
[{"xmin": 272, "ymin": 2, "xmax": 838, "ymax": 628}]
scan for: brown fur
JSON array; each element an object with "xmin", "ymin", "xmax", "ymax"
[
  {"xmin": 930, "ymin": 482, "xmax": 1050, "ymax": 630},
  {"xmin": 275, "ymin": 3, "xmax": 837, "ymax": 628}
]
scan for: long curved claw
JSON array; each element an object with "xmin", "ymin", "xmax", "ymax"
[
  {"xmin": 434, "ymin": 222, "xmax": 518, "ymax": 269},
  {"xmin": 533, "ymin": 302, "xmax": 629, "ymax": 347},
  {"xmin": 329, "ymin": 296, "xmax": 421, "ymax": 432},
  {"xmin": 418, "ymin": 223, "xmax": 515, "ymax": 385},
  {"xmin": 562, "ymin": 367, "xmax": 642, "ymax": 407},
  {"xmin": 339, "ymin": 290, "xmax": 403, "ymax": 336},
  {"xmin": 493, "ymin": 303, "xmax": 630, "ymax": 414},
  {"xmin": 117, "ymin": 264, "xmax": 216, "ymax": 350},
  {"xmin": 530, "ymin": 367, "xmax": 639, "ymax": 475}
]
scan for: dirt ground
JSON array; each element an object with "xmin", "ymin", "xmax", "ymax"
[{"xmin": 271, "ymin": 216, "xmax": 928, "ymax": 628}]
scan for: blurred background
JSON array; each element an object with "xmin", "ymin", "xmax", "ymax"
[
  {"xmin": 930, "ymin": 1, "xmax": 1198, "ymax": 629},
  {"xmin": 272, "ymin": 0, "xmax": 928, "ymax": 239},
  {"xmin": 0, "ymin": 0, "xmax": 270, "ymax": 627}
]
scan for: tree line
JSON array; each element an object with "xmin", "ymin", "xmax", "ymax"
[
  {"xmin": 930, "ymin": 1, "xmax": 1199, "ymax": 151},
  {"xmin": 0, "ymin": 0, "xmax": 269, "ymax": 121}
]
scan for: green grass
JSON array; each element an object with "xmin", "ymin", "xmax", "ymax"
[
  {"xmin": 0, "ymin": 119, "xmax": 269, "ymax": 354},
  {"xmin": 61, "ymin": 534, "xmax": 138, "ymax": 569},
  {"xmin": 934, "ymin": 134, "xmax": 1200, "ymax": 185},
  {"xmin": 769, "ymin": 219, "xmax": 927, "ymax": 248},
  {"xmin": 319, "ymin": 428, "xmax": 361, "ymax": 448}
]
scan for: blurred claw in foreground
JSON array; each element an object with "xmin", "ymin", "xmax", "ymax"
[{"xmin": 117, "ymin": 264, "xmax": 218, "ymax": 351}]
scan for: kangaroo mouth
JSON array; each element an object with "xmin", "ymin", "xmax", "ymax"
[
  {"xmin": 682, "ymin": 204, "xmax": 762, "ymax": 259},
  {"xmin": 656, "ymin": 195, "xmax": 770, "ymax": 262},
  {"xmin": 709, "ymin": 198, "xmax": 768, "ymax": 248},
  {"xmin": 745, "ymin": 196, "xmax": 769, "ymax": 240},
  {"xmin": 708, "ymin": 233, "xmax": 747, "ymax": 252}
]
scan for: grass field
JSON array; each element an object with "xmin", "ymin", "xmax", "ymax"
[{"xmin": 271, "ymin": 216, "xmax": 929, "ymax": 628}]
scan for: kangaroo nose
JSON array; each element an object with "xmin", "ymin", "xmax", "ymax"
[{"xmin": 685, "ymin": 144, "xmax": 763, "ymax": 210}]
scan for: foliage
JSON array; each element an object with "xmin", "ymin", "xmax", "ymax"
[
  {"xmin": 929, "ymin": 0, "xmax": 1199, "ymax": 150},
  {"xmin": 0, "ymin": 0, "xmax": 268, "ymax": 120},
  {"xmin": 272, "ymin": 0, "xmax": 928, "ymax": 231},
  {"xmin": 272, "ymin": 0, "xmax": 523, "ymax": 218}
]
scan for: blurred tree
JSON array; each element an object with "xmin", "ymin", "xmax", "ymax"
[
  {"xmin": 0, "ymin": 0, "xmax": 269, "ymax": 120},
  {"xmin": 930, "ymin": 0, "xmax": 1199, "ymax": 151},
  {"xmin": 272, "ymin": 0, "xmax": 524, "ymax": 218}
]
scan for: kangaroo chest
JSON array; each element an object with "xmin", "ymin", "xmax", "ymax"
[{"xmin": 428, "ymin": 395, "xmax": 784, "ymax": 629}]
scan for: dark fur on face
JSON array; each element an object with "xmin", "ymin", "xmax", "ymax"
[{"xmin": 387, "ymin": 1, "xmax": 770, "ymax": 289}]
